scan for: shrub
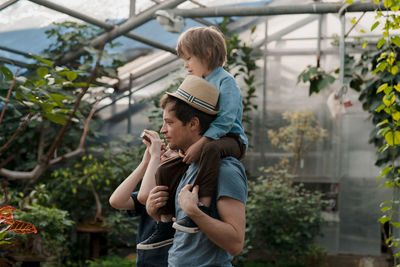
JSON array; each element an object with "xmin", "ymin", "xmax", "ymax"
[
  {"xmin": 86, "ymin": 254, "xmax": 136, "ymax": 267},
  {"xmin": 245, "ymin": 158, "xmax": 326, "ymax": 266},
  {"xmin": 10, "ymin": 204, "xmax": 74, "ymax": 258}
]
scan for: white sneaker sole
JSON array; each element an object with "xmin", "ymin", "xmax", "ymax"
[
  {"xmin": 172, "ymin": 222, "xmax": 200, "ymax": 233},
  {"xmin": 136, "ymin": 238, "xmax": 173, "ymax": 250}
]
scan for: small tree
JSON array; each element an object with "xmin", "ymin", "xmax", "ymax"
[{"xmin": 268, "ymin": 111, "xmax": 328, "ymax": 174}]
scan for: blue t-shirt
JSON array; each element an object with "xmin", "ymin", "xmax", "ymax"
[
  {"xmin": 204, "ymin": 67, "xmax": 248, "ymax": 148},
  {"xmin": 168, "ymin": 157, "xmax": 248, "ymax": 267},
  {"xmin": 128, "ymin": 192, "xmax": 170, "ymax": 267}
]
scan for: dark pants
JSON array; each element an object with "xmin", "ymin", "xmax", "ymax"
[{"xmin": 156, "ymin": 133, "xmax": 246, "ymax": 215}]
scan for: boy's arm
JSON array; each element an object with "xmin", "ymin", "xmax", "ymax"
[
  {"xmin": 182, "ymin": 136, "xmax": 211, "ymax": 163},
  {"xmin": 137, "ymin": 130, "xmax": 163, "ymax": 205},
  {"xmin": 204, "ymin": 77, "xmax": 241, "ymax": 140},
  {"xmin": 109, "ymin": 154, "xmax": 149, "ymax": 210}
]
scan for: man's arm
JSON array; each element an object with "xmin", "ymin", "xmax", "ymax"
[
  {"xmin": 178, "ymin": 185, "xmax": 246, "ymax": 256},
  {"xmin": 145, "ymin": 185, "xmax": 170, "ymax": 222}
]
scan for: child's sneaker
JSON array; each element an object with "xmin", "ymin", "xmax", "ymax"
[
  {"xmin": 173, "ymin": 205, "xmax": 210, "ymax": 234},
  {"xmin": 136, "ymin": 221, "xmax": 175, "ymax": 250}
]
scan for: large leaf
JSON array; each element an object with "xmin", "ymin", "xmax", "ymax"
[
  {"xmin": 0, "ymin": 206, "xmax": 16, "ymax": 225},
  {"xmin": 7, "ymin": 220, "xmax": 37, "ymax": 234},
  {"xmin": 384, "ymin": 131, "xmax": 400, "ymax": 146},
  {"xmin": 0, "ymin": 66, "xmax": 13, "ymax": 81},
  {"xmin": 31, "ymin": 55, "xmax": 53, "ymax": 68},
  {"xmin": 37, "ymin": 67, "xmax": 49, "ymax": 78},
  {"xmin": 43, "ymin": 112, "xmax": 68, "ymax": 125}
]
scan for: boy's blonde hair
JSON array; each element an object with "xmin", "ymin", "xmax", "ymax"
[{"xmin": 176, "ymin": 26, "xmax": 227, "ymax": 71}]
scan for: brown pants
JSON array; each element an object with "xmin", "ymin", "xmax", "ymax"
[{"xmin": 156, "ymin": 133, "xmax": 246, "ymax": 215}]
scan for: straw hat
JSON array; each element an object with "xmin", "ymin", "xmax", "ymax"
[{"xmin": 167, "ymin": 75, "xmax": 219, "ymax": 115}]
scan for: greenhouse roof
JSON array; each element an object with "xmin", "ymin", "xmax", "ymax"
[{"xmin": 0, "ymin": 0, "xmax": 386, "ymax": 102}]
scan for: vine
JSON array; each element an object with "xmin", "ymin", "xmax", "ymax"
[{"xmin": 371, "ymin": 0, "xmax": 400, "ymax": 264}]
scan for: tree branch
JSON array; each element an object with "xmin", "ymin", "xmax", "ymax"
[
  {"xmin": 43, "ymin": 43, "xmax": 105, "ymax": 165},
  {"xmin": 0, "ymin": 69, "xmax": 19, "ymax": 126},
  {"xmin": 0, "ymin": 112, "xmax": 35, "ymax": 155}
]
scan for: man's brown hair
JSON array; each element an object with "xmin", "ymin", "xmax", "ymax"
[
  {"xmin": 160, "ymin": 94, "xmax": 216, "ymax": 135},
  {"xmin": 176, "ymin": 26, "xmax": 227, "ymax": 71}
]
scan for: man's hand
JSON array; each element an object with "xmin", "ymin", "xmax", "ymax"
[
  {"xmin": 177, "ymin": 184, "xmax": 200, "ymax": 217},
  {"xmin": 146, "ymin": 185, "xmax": 169, "ymax": 221},
  {"xmin": 182, "ymin": 136, "xmax": 210, "ymax": 163}
]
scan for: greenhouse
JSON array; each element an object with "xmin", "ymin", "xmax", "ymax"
[{"xmin": 0, "ymin": 0, "xmax": 398, "ymax": 266}]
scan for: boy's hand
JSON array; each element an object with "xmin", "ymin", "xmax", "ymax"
[
  {"xmin": 178, "ymin": 184, "xmax": 200, "ymax": 217},
  {"xmin": 141, "ymin": 130, "xmax": 163, "ymax": 159},
  {"xmin": 183, "ymin": 136, "xmax": 209, "ymax": 164}
]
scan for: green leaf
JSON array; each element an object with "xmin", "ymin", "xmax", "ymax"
[
  {"xmin": 66, "ymin": 71, "xmax": 78, "ymax": 82},
  {"xmin": 375, "ymin": 104, "xmax": 386, "ymax": 112},
  {"xmin": 381, "ymin": 206, "xmax": 391, "ymax": 212},
  {"xmin": 0, "ymin": 66, "xmax": 13, "ymax": 81},
  {"xmin": 377, "ymin": 119, "xmax": 389, "ymax": 127},
  {"xmin": 377, "ymin": 83, "xmax": 388, "ymax": 93},
  {"xmin": 392, "ymin": 222, "xmax": 400, "ymax": 228},
  {"xmin": 31, "ymin": 55, "xmax": 53, "ymax": 68},
  {"xmin": 377, "ymin": 37, "xmax": 386, "ymax": 49},
  {"xmin": 392, "ymin": 36, "xmax": 400, "ymax": 48},
  {"xmin": 383, "ymin": 93, "xmax": 395, "ymax": 107},
  {"xmin": 378, "ymin": 215, "xmax": 391, "ymax": 224},
  {"xmin": 393, "ymin": 112, "xmax": 400, "ymax": 121},
  {"xmin": 371, "ymin": 21, "xmax": 380, "ymax": 31},
  {"xmin": 42, "ymin": 113, "xmax": 68, "ymax": 125},
  {"xmin": 50, "ymin": 93, "xmax": 73, "ymax": 107},
  {"xmin": 378, "ymin": 143, "xmax": 389, "ymax": 153},
  {"xmin": 384, "ymin": 131, "xmax": 400, "ymax": 146},
  {"xmin": 394, "ymin": 84, "xmax": 400, "ymax": 92},
  {"xmin": 377, "ymin": 165, "xmax": 393, "ymax": 180},
  {"xmin": 37, "ymin": 67, "xmax": 49, "ymax": 78}
]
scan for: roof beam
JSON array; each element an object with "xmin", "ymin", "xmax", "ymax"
[
  {"xmin": 0, "ymin": 45, "xmax": 33, "ymax": 58},
  {"xmin": 163, "ymin": 2, "xmax": 386, "ymax": 17},
  {"xmin": 0, "ymin": 0, "xmax": 19, "ymax": 11},
  {"xmin": 56, "ymin": 0, "xmax": 186, "ymax": 66},
  {"xmin": 28, "ymin": 0, "xmax": 178, "ymax": 55},
  {"xmin": 0, "ymin": 56, "xmax": 30, "ymax": 68}
]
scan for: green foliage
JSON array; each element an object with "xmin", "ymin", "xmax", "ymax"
[
  {"xmin": 42, "ymin": 21, "xmax": 124, "ymax": 76},
  {"xmin": 0, "ymin": 60, "xmax": 97, "ymax": 173},
  {"xmin": 297, "ymin": 65, "xmax": 336, "ymax": 96},
  {"xmin": 245, "ymin": 159, "xmax": 326, "ymax": 266},
  {"xmin": 85, "ymin": 254, "xmax": 136, "ymax": 267},
  {"xmin": 48, "ymin": 136, "xmax": 144, "ymax": 223},
  {"xmin": 11, "ymin": 204, "xmax": 74, "ymax": 258}
]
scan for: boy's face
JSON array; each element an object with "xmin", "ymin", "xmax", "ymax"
[{"xmin": 181, "ymin": 49, "xmax": 211, "ymax": 78}]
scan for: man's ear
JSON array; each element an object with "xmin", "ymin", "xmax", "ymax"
[{"xmin": 189, "ymin": 117, "xmax": 200, "ymax": 132}]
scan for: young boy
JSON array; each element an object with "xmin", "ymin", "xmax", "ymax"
[
  {"xmin": 137, "ymin": 26, "xmax": 247, "ymax": 250},
  {"xmin": 109, "ymin": 132, "xmax": 175, "ymax": 265}
]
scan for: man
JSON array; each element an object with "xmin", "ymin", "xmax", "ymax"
[{"xmin": 146, "ymin": 75, "xmax": 247, "ymax": 267}]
